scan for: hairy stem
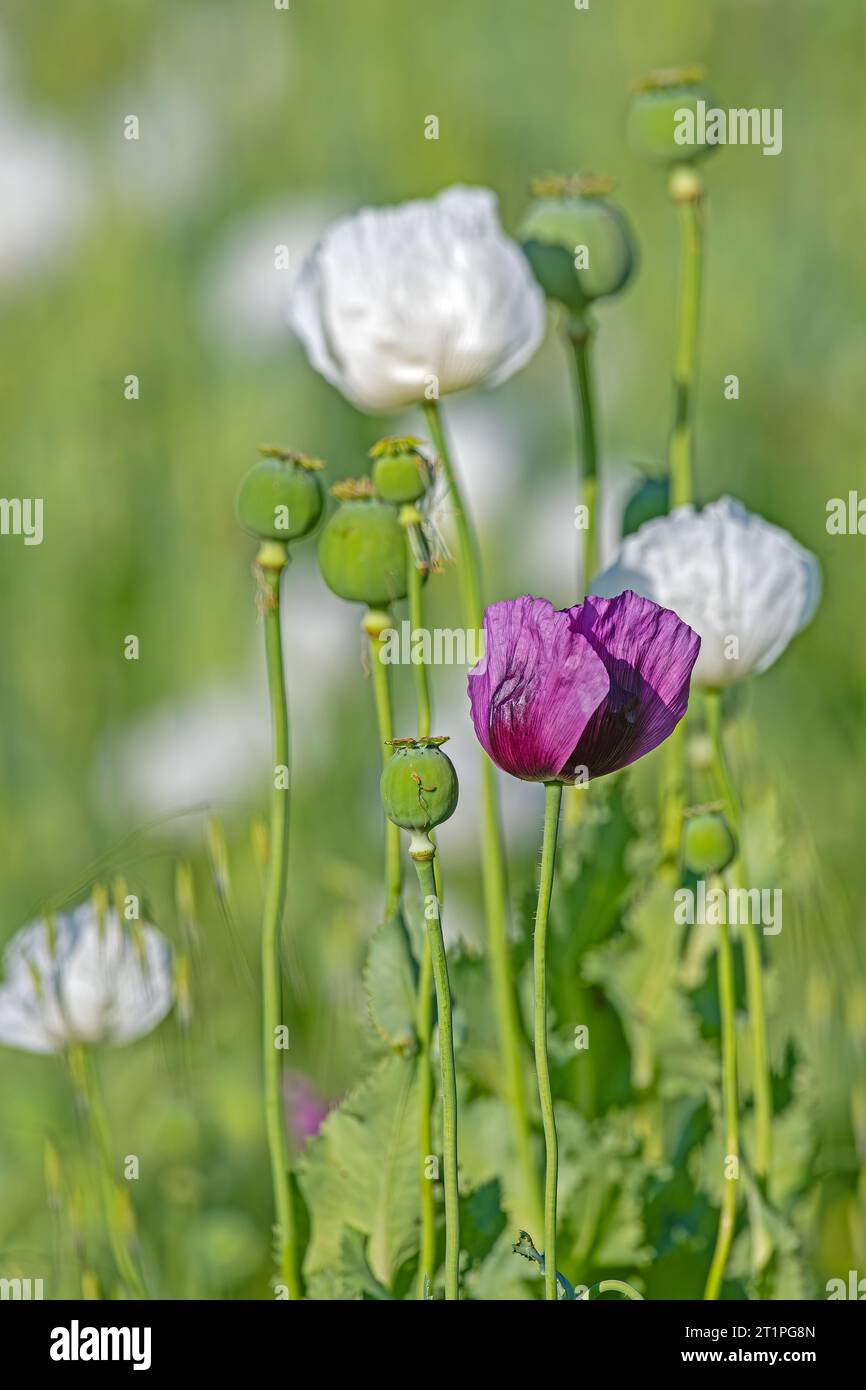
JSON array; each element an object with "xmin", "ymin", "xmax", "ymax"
[
  {"xmin": 416, "ymin": 933, "xmax": 436, "ymax": 1297},
  {"xmin": 258, "ymin": 552, "xmax": 300, "ymax": 1300},
  {"xmin": 403, "ymin": 518, "xmax": 438, "ymax": 1297},
  {"xmin": 534, "ymin": 782, "xmax": 563, "ymax": 1300},
  {"xmin": 366, "ymin": 614, "xmax": 403, "ymax": 921},
  {"xmin": 567, "ymin": 316, "xmax": 599, "ymax": 595},
  {"xmin": 406, "ymin": 526, "xmax": 432, "ymax": 740},
  {"xmin": 413, "ymin": 852, "xmax": 460, "ymax": 1300},
  {"xmin": 669, "ymin": 175, "xmax": 705, "ymax": 509},
  {"xmin": 705, "ymin": 689, "xmax": 772, "ymax": 1183},
  {"xmin": 704, "ymin": 910, "xmax": 740, "ymax": 1300}
]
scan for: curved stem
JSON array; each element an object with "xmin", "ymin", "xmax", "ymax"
[
  {"xmin": 366, "ymin": 616, "xmax": 402, "ymax": 921},
  {"xmin": 668, "ymin": 176, "xmax": 704, "ymax": 510},
  {"xmin": 259, "ymin": 553, "xmax": 300, "ymax": 1300},
  {"xmin": 534, "ymin": 782, "xmax": 563, "ymax": 1300},
  {"xmin": 423, "ymin": 398, "xmax": 541, "ymax": 1231},
  {"xmin": 566, "ymin": 316, "xmax": 599, "ymax": 595},
  {"xmin": 704, "ymin": 910, "xmax": 740, "ymax": 1300},
  {"xmin": 705, "ymin": 689, "xmax": 772, "ymax": 1184},
  {"xmin": 413, "ymin": 852, "xmax": 460, "ymax": 1300},
  {"xmin": 588, "ymin": 1279, "xmax": 645, "ymax": 1300}
]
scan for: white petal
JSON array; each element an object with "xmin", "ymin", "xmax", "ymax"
[
  {"xmin": 0, "ymin": 985, "xmax": 55, "ymax": 1053},
  {"xmin": 0, "ymin": 905, "xmax": 174, "ymax": 1050},
  {"xmin": 287, "ymin": 185, "xmax": 545, "ymax": 413},
  {"xmin": 593, "ymin": 497, "xmax": 821, "ymax": 688}
]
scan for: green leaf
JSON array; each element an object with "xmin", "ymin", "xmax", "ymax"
[
  {"xmin": 339, "ymin": 1227, "xmax": 394, "ymax": 1299},
  {"xmin": 459, "ymin": 1178, "xmax": 507, "ymax": 1271},
  {"xmin": 298, "ymin": 1055, "xmax": 419, "ymax": 1293},
  {"xmin": 583, "ymin": 876, "xmax": 716, "ymax": 1099},
  {"xmin": 363, "ymin": 910, "xmax": 418, "ymax": 1055}
]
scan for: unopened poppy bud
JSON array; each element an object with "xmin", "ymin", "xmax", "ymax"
[
  {"xmin": 370, "ymin": 436, "xmax": 430, "ymax": 505},
  {"xmin": 520, "ymin": 174, "xmax": 635, "ymax": 315},
  {"xmin": 380, "ymin": 738, "xmax": 459, "ymax": 854},
  {"xmin": 236, "ymin": 447, "xmax": 325, "ymax": 542},
  {"xmin": 318, "ymin": 477, "xmax": 409, "ymax": 607},
  {"xmin": 683, "ymin": 812, "xmax": 736, "ymax": 875},
  {"xmin": 628, "ymin": 67, "xmax": 720, "ymax": 167}
]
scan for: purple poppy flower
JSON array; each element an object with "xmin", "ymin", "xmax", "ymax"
[{"xmin": 468, "ymin": 591, "xmax": 700, "ymax": 783}]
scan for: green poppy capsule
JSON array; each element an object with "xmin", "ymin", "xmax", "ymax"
[
  {"xmin": 628, "ymin": 67, "xmax": 720, "ymax": 166},
  {"xmin": 380, "ymin": 738, "xmax": 459, "ymax": 843},
  {"xmin": 683, "ymin": 812, "xmax": 737, "ymax": 876},
  {"xmin": 370, "ymin": 436, "xmax": 430, "ymax": 505},
  {"xmin": 520, "ymin": 175, "xmax": 635, "ymax": 316},
  {"xmin": 318, "ymin": 477, "xmax": 408, "ymax": 607},
  {"xmin": 236, "ymin": 447, "xmax": 325, "ymax": 542}
]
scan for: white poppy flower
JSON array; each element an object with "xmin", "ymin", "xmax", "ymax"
[
  {"xmin": 592, "ymin": 496, "xmax": 821, "ymax": 688},
  {"xmin": 0, "ymin": 904, "xmax": 174, "ymax": 1054},
  {"xmin": 288, "ymin": 185, "xmax": 546, "ymax": 412}
]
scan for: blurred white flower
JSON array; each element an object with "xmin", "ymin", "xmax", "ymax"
[
  {"xmin": 95, "ymin": 564, "xmax": 353, "ymax": 827},
  {"xmin": 0, "ymin": 101, "xmax": 90, "ymax": 284},
  {"xmin": 99, "ymin": 681, "xmax": 271, "ymax": 826},
  {"xmin": 592, "ymin": 496, "xmax": 821, "ymax": 688},
  {"xmin": 289, "ymin": 185, "xmax": 545, "ymax": 412},
  {"xmin": 0, "ymin": 904, "xmax": 173, "ymax": 1054},
  {"xmin": 108, "ymin": 80, "xmax": 218, "ymax": 219},
  {"xmin": 198, "ymin": 197, "xmax": 342, "ymax": 355}
]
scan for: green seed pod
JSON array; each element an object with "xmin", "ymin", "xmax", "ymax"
[
  {"xmin": 622, "ymin": 475, "xmax": 670, "ymax": 538},
  {"xmin": 683, "ymin": 812, "xmax": 737, "ymax": 876},
  {"xmin": 236, "ymin": 447, "xmax": 325, "ymax": 541},
  {"xmin": 380, "ymin": 738, "xmax": 459, "ymax": 839},
  {"xmin": 370, "ymin": 436, "xmax": 430, "ymax": 505},
  {"xmin": 628, "ymin": 67, "xmax": 720, "ymax": 166},
  {"xmin": 520, "ymin": 175, "xmax": 635, "ymax": 315},
  {"xmin": 318, "ymin": 477, "xmax": 408, "ymax": 607}
]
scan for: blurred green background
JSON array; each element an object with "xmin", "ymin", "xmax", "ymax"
[{"xmin": 1, "ymin": 0, "xmax": 864, "ymax": 1299}]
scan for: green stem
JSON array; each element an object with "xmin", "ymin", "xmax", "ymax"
[
  {"xmin": 406, "ymin": 527, "xmax": 432, "ymax": 740},
  {"xmin": 705, "ymin": 689, "xmax": 772, "ymax": 1184},
  {"xmin": 258, "ymin": 551, "xmax": 300, "ymax": 1300},
  {"xmin": 366, "ymin": 614, "xmax": 402, "ymax": 920},
  {"xmin": 660, "ymin": 720, "xmax": 687, "ymax": 877},
  {"xmin": 413, "ymin": 851, "xmax": 460, "ymax": 1300},
  {"xmin": 416, "ymin": 934, "xmax": 437, "ymax": 1298},
  {"xmin": 668, "ymin": 174, "xmax": 705, "ymax": 510},
  {"xmin": 68, "ymin": 1045, "xmax": 147, "ymax": 1300},
  {"xmin": 423, "ymin": 398, "xmax": 541, "ymax": 1232},
  {"xmin": 567, "ymin": 316, "xmax": 599, "ymax": 595},
  {"xmin": 704, "ymin": 909, "xmax": 740, "ymax": 1300},
  {"xmin": 403, "ymin": 517, "xmax": 437, "ymax": 1298},
  {"xmin": 534, "ymin": 782, "xmax": 563, "ymax": 1301}
]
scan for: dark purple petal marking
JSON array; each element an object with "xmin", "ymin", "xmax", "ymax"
[
  {"xmin": 561, "ymin": 591, "xmax": 701, "ymax": 780},
  {"xmin": 468, "ymin": 596, "xmax": 609, "ymax": 782}
]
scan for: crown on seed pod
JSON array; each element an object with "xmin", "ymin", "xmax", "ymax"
[
  {"xmin": 369, "ymin": 436, "xmax": 431, "ymax": 506},
  {"xmin": 380, "ymin": 737, "xmax": 459, "ymax": 844},
  {"xmin": 520, "ymin": 173, "xmax": 636, "ymax": 316},
  {"xmin": 627, "ymin": 66, "xmax": 720, "ymax": 167}
]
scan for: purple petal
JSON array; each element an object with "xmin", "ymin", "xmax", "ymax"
[
  {"xmin": 561, "ymin": 591, "xmax": 700, "ymax": 780},
  {"xmin": 468, "ymin": 596, "xmax": 609, "ymax": 781}
]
